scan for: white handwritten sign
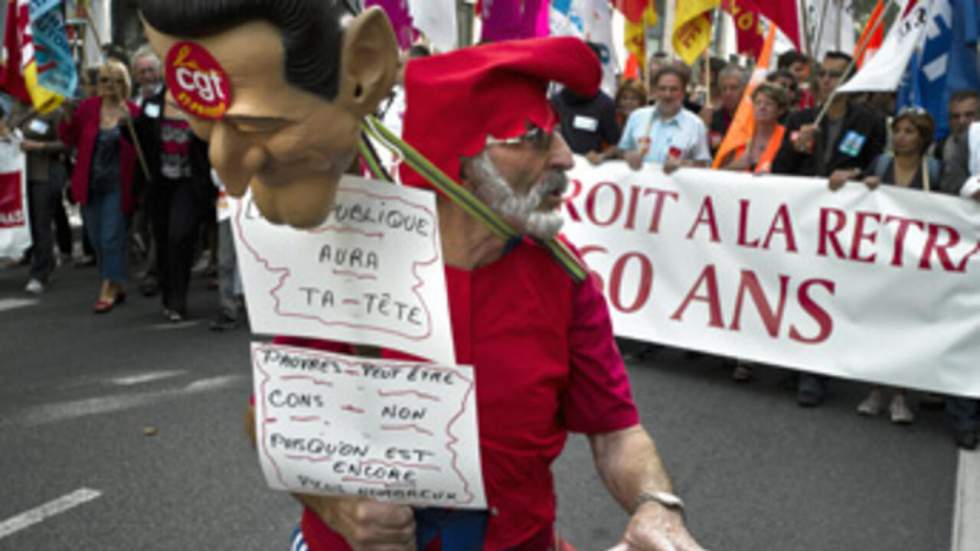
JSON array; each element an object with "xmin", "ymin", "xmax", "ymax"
[
  {"xmin": 232, "ymin": 176, "xmax": 455, "ymax": 364},
  {"xmin": 252, "ymin": 343, "xmax": 486, "ymax": 509}
]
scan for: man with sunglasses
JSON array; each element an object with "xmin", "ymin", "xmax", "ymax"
[
  {"xmin": 771, "ymin": 51, "xmax": 887, "ymax": 407},
  {"xmin": 280, "ymin": 38, "xmax": 704, "ymax": 551}
]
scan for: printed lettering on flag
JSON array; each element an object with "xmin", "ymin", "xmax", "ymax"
[{"xmin": 672, "ymin": 0, "xmax": 719, "ymax": 65}]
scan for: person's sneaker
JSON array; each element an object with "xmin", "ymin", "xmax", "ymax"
[
  {"xmin": 889, "ymin": 395, "xmax": 915, "ymax": 424},
  {"xmin": 24, "ymin": 278, "xmax": 45, "ymax": 295},
  {"xmin": 954, "ymin": 430, "xmax": 979, "ymax": 451},
  {"xmin": 209, "ymin": 313, "xmax": 239, "ymax": 332},
  {"xmin": 857, "ymin": 391, "xmax": 884, "ymax": 416},
  {"xmin": 74, "ymin": 254, "xmax": 96, "ymax": 268}
]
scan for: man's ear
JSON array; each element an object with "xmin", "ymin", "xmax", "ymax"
[{"xmin": 336, "ymin": 7, "xmax": 398, "ymax": 117}]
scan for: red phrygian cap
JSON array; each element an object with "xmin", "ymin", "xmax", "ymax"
[{"xmin": 400, "ymin": 37, "xmax": 601, "ymax": 190}]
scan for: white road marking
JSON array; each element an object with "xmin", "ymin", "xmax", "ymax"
[
  {"xmin": 110, "ymin": 370, "xmax": 186, "ymax": 386},
  {"xmin": 0, "ymin": 488, "xmax": 102, "ymax": 539},
  {"xmin": 953, "ymin": 449, "xmax": 980, "ymax": 551},
  {"xmin": 9, "ymin": 375, "xmax": 248, "ymax": 427},
  {"xmin": 0, "ymin": 298, "xmax": 39, "ymax": 312}
]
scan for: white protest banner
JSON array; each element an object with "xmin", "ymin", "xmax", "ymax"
[
  {"xmin": 232, "ymin": 176, "xmax": 455, "ymax": 365},
  {"xmin": 252, "ymin": 342, "xmax": 486, "ymax": 509},
  {"xmin": 562, "ymin": 160, "xmax": 980, "ymax": 398},
  {"xmin": 0, "ymin": 137, "xmax": 30, "ymax": 258}
]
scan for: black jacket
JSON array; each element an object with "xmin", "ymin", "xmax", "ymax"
[
  {"xmin": 771, "ymin": 102, "xmax": 886, "ymax": 177},
  {"xmin": 125, "ymin": 88, "xmax": 215, "ymax": 204}
]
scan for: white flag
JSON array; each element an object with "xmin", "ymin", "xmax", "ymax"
[
  {"xmin": 551, "ymin": 0, "xmax": 619, "ymax": 96},
  {"xmin": 408, "ymin": 0, "xmax": 457, "ymax": 53},
  {"xmin": 806, "ymin": 0, "xmax": 856, "ymax": 61},
  {"xmin": 836, "ymin": 2, "xmax": 929, "ymax": 94}
]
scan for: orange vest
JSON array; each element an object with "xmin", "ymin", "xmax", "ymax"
[{"xmin": 733, "ymin": 124, "xmax": 785, "ymax": 174}]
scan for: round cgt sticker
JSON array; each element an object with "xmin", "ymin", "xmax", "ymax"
[{"xmin": 165, "ymin": 41, "xmax": 232, "ymax": 120}]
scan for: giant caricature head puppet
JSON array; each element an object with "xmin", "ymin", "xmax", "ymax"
[{"xmin": 139, "ymin": 0, "xmax": 399, "ymax": 228}]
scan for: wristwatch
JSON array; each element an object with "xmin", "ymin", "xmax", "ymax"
[{"xmin": 635, "ymin": 491, "xmax": 685, "ymax": 517}]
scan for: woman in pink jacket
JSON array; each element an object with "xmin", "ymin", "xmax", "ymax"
[{"xmin": 60, "ymin": 60, "xmax": 139, "ymax": 313}]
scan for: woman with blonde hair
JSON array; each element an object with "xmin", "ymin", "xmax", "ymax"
[{"xmin": 60, "ymin": 59, "xmax": 140, "ymax": 312}]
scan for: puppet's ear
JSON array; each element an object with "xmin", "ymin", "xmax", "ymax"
[{"xmin": 335, "ymin": 7, "xmax": 398, "ymax": 117}]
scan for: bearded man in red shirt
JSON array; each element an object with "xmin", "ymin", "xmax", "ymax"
[{"xmin": 276, "ymin": 37, "xmax": 704, "ymax": 551}]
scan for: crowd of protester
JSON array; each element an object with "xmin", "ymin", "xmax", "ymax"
[
  {"xmin": 551, "ymin": 46, "xmax": 980, "ymax": 451},
  {"xmin": 2, "ymin": 41, "xmax": 978, "ymax": 450},
  {"xmin": 4, "ymin": 47, "xmax": 243, "ymax": 331}
]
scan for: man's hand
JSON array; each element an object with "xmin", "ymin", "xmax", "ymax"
[
  {"xmin": 624, "ymin": 150, "xmax": 645, "ymax": 171},
  {"xmin": 863, "ymin": 176, "xmax": 881, "ymax": 190},
  {"xmin": 245, "ymin": 405, "xmax": 415, "ymax": 549},
  {"xmin": 299, "ymin": 495, "xmax": 416, "ymax": 551},
  {"xmin": 793, "ymin": 124, "xmax": 818, "ymax": 153},
  {"xmin": 586, "ymin": 150, "xmax": 605, "ymax": 165},
  {"xmin": 20, "ymin": 139, "xmax": 44, "ymax": 153},
  {"xmin": 663, "ymin": 157, "xmax": 683, "ymax": 175},
  {"xmin": 616, "ymin": 502, "xmax": 704, "ymax": 551},
  {"xmin": 828, "ymin": 168, "xmax": 859, "ymax": 191}
]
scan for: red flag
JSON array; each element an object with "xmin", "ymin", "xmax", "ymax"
[
  {"xmin": 0, "ymin": 1, "xmax": 30, "ymax": 104},
  {"xmin": 757, "ymin": 0, "xmax": 800, "ymax": 50},
  {"xmin": 624, "ymin": 52, "xmax": 641, "ymax": 80},
  {"xmin": 721, "ymin": 0, "xmax": 766, "ymax": 57},
  {"xmin": 614, "ymin": 0, "xmax": 650, "ymax": 23},
  {"xmin": 854, "ymin": 0, "xmax": 885, "ymax": 68}
]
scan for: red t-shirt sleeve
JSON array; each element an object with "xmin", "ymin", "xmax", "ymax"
[{"xmin": 562, "ymin": 272, "xmax": 640, "ymax": 434}]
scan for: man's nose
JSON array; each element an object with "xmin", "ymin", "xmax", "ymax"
[
  {"xmin": 548, "ymin": 132, "xmax": 574, "ymax": 171},
  {"xmin": 209, "ymin": 121, "xmax": 267, "ymax": 197}
]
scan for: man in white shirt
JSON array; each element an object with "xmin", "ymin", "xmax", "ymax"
[
  {"xmin": 594, "ymin": 65, "xmax": 710, "ymax": 174},
  {"xmin": 589, "ymin": 65, "xmax": 711, "ymax": 364}
]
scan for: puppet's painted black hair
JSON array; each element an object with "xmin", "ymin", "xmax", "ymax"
[{"xmin": 140, "ymin": 0, "xmax": 358, "ymax": 101}]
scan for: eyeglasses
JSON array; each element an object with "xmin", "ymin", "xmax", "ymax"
[
  {"xmin": 99, "ymin": 77, "xmax": 126, "ymax": 84},
  {"xmin": 818, "ymin": 70, "xmax": 845, "ymax": 79},
  {"xmin": 485, "ymin": 125, "xmax": 553, "ymax": 152}
]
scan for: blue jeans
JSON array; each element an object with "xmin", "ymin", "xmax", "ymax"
[
  {"xmin": 415, "ymin": 508, "xmax": 488, "ymax": 550},
  {"xmin": 288, "ymin": 510, "xmax": 490, "ymax": 551},
  {"xmin": 82, "ymin": 189, "xmax": 127, "ymax": 283}
]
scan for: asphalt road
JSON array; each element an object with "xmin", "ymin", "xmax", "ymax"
[{"xmin": 0, "ymin": 259, "xmax": 966, "ymax": 551}]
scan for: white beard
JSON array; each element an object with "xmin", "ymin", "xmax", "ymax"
[{"xmin": 468, "ymin": 151, "xmax": 566, "ymax": 240}]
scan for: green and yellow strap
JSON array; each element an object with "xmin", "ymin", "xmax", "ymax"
[{"xmin": 360, "ymin": 115, "xmax": 588, "ymax": 283}]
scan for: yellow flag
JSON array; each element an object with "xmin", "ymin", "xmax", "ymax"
[
  {"xmin": 24, "ymin": 62, "xmax": 64, "ymax": 115},
  {"xmin": 672, "ymin": 0, "xmax": 719, "ymax": 66}
]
